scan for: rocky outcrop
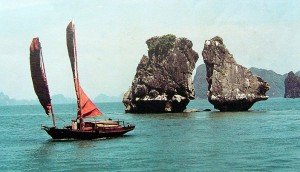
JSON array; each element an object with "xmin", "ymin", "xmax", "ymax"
[
  {"xmin": 123, "ymin": 34, "xmax": 199, "ymax": 113},
  {"xmin": 194, "ymin": 64, "xmax": 299, "ymax": 98},
  {"xmin": 194, "ymin": 65, "xmax": 285, "ymax": 98},
  {"xmin": 202, "ymin": 36, "xmax": 269, "ymax": 111},
  {"xmin": 284, "ymin": 71, "xmax": 300, "ymax": 98}
]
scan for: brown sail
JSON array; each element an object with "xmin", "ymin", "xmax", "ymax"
[
  {"xmin": 30, "ymin": 38, "xmax": 53, "ymax": 115},
  {"xmin": 66, "ymin": 21, "xmax": 102, "ymax": 119}
]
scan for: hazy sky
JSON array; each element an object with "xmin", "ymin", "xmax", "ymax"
[{"xmin": 0, "ymin": 0, "xmax": 299, "ymax": 100}]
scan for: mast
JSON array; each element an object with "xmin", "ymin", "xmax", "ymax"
[
  {"xmin": 40, "ymin": 52, "xmax": 56, "ymax": 127},
  {"xmin": 72, "ymin": 23, "xmax": 84, "ymax": 126},
  {"xmin": 73, "ymin": 22, "xmax": 82, "ymax": 119},
  {"xmin": 66, "ymin": 21, "xmax": 102, "ymax": 123},
  {"xmin": 75, "ymin": 28, "xmax": 82, "ymax": 120},
  {"xmin": 50, "ymin": 107, "xmax": 56, "ymax": 127},
  {"xmin": 66, "ymin": 22, "xmax": 81, "ymax": 119}
]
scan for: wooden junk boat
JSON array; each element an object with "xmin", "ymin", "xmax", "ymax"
[{"xmin": 29, "ymin": 21, "xmax": 135, "ymax": 140}]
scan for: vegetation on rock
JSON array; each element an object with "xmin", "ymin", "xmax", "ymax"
[{"xmin": 146, "ymin": 34, "xmax": 176, "ymax": 57}]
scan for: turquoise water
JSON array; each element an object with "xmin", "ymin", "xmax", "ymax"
[{"xmin": 0, "ymin": 98, "xmax": 299, "ymax": 171}]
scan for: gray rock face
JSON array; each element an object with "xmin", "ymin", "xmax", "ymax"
[
  {"xmin": 284, "ymin": 71, "xmax": 300, "ymax": 98},
  {"xmin": 123, "ymin": 34, "xmax": 199, "ymax": 113},
  {"xmin": 193, "ymin": 64, "xmax": 208, "ymax": 99},
  {"xmin": 202, "ymin": 36, "xmax": 269, "ymax": 111},
  {"xmin": 194, "ymin": 65, "xmax": 297, "ymax": 98}
]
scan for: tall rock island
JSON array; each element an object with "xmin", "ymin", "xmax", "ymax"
[
  {"xmin": 284, "ymin": 71, "xmax": 300, "ymax": 98},
  {"xmin": 123, "ymin": 34, "xmax": 199, "ymax": 113},
  {"xmin": 202, "ymin": 36, "xmax": 269, "ymax": 111}
]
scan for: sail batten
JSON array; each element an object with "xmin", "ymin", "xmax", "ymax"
[
  {"xmin": 30, "ymin": 38, "xmax": 52, "ymax": 115},
  {"xmin": 66, "ymin": 21, "xmax": 102, "ymax": 119}
]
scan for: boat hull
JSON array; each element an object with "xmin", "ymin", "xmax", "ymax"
[{"xmin": 43, "ymin": 125, "xmax": 135, "ymax": 140}]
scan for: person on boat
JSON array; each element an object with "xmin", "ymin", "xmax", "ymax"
[
  {"xmin": 71, "ymin": 120, "xmax": 77, "ymax": 130},
  {"xmin": 79, "ymin": 118, "xmax": 85, "ymax": 130}
]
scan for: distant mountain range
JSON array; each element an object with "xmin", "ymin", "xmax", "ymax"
[
  {"xmin": 94, "ymin": 93, "xmax": 121, "ymax": 103},
  {"xmin": 0, "ymin": 92, "xmax": 37, "ymax": 106},
  {"xmin": 193, "ymin": 64, "xmax": 300, "ymax": 98},
  {"xmin": 0, "ymin": 93, "xmax": 121, "ymax": 106},
  {"xmin": 193, "ymin": 64, "xmax": 208, "ymax": 99},
  {"xmin": 249, "ymin": 67, "xmax": 285, "ymax": 97},
  {"xmin": 51, "ymin": 94, "xmax": 75, "ymax": 104}
]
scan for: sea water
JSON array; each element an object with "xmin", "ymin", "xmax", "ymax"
[{"xmin": 0, "ymin": 98, "xmax": 299, "ymax": 171}]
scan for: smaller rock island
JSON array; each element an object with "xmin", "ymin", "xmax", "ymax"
[
  {"xmin": 202, "ymin": 36, "xmax": 269, "ymax": 111},
  {"xmin": 284, "ymin": 71, "xmax": 300, "ymax": 98},
  {"xmin": 123, "ymin": 34, "xmax": 199, "ymax": 113}
]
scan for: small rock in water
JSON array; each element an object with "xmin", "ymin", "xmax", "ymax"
[
  {"xmin": 202, "ymin": 36, "xmax": 269, "ymax": 111},
  {"xmin": 183, "ymin": 109, "xmax": 200, "ymax": 113},
  {"xmin": 123, "ymin": 34, "xmax": 199, "ymax": 113},
  {"xmin": 284, "ymin": 71, "xmax": 300, "ymax": 98}
]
